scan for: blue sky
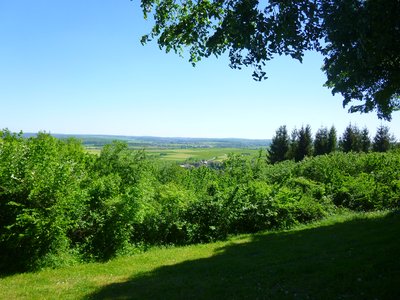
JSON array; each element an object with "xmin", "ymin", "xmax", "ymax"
[{"xmin": 0, "ymin": 1, "xmax": 398, "ymax": 139}]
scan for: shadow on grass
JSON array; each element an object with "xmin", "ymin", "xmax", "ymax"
[{"xmin": 87, "ymin": 212, "xmax": 400, "ymax": 299}]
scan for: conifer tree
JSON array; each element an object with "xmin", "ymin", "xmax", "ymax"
[
  {"xmin": 327, "ymin": 126, "xmax": 337, "ymax": 153},
  {"xmin": 372, "ymin": 125, "xmax": 395, "ymax": 152},
  {"xmin": 287, "ymin": 128, "xmax": 299, "ymax": 161},
  {"xmin": 340, "ymin": 124, "xmax": 362, "ymax": 152},
  {"xmin": 268, "ymin": 125, "xmax": 289, "ymax": 164},
  {"xmin": 360, "ymin": 127, "xmax": 371, "ymax": 152},
  {"xmin": 314, "ymin": 127, "xmax": 329, "ymax": 156},
  {"xmin": 294, "ymin": 125, "xmax": 313, "ymax": 162}
]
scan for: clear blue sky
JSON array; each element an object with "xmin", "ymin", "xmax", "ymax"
[{"xmin": 0, "ymin": 1, "xmax": 398, "ymax": 139}]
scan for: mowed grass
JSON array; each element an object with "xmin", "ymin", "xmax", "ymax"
[{"xmin": 1, "ymin": 210, "xmax": 399, "ymax": 299}]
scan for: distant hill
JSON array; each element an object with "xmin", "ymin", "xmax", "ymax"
[{"xmin": 23, "ymin": 133, "xmax": 271, "ymax": 149}]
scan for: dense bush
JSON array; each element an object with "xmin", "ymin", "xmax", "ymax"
[
  {"xmin": 0, "ymin": 131, "xmax": 89, "ymax": 271},
  {"xmin": 294, "ymin": 151, "xmax": 400, "ymax": 210},
  {"xmin": 1, "ymin": 130, "xmax": 399, "ymax": 273}
]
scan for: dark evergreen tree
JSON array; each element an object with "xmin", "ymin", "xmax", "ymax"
[
  {"xmin": 339, "ymin": 124, "xmax": 362, "ymax": 152},
  {"xmin": 294, "ymin": 125, "xmax": 313, "ymax": 162},
  {"xmin": 314, "ymin": 127, "xmax": 329, "ymax": 156},
  {"xmin": 287, "ymin": 128, "xmax": 299, "ymax": 161},
  {"xmin": 360, "ymin": 127, "xmax": 371, "ymax": 152},
  {"xmin": 372, "ymin": 125, "xmax": 395, "ymax": 152},
  {"xmin": 268, "ymin": 125, "xmax": 290, "ymax": 164},
  {"xmin": 327, "ymin": 126, "xmax": 337, "ymax": 153}
]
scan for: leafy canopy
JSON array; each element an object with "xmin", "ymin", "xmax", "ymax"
[{"xmin": 139, "ymin": 0, "xmax": 400, "ymax": 120}]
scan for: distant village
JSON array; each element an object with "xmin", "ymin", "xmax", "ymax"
[{"xmin": 180, "ymin": 159, "xmax": 222, "ymax": 169}]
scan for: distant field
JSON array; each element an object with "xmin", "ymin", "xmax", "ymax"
[
  {"xmin": 33, "ymin": 133, "xmax": 270, "ymax": 162},
  {"xmin": 145, "ymin": 148, "xmax": 261, "ymax": 162},
  {"xmin": 86, "ymin": 147, "xmax": 263, "ymax": 162},
  {"xmin": 72, "ymin": 134, "xmax": 268, "ymax": 162}
]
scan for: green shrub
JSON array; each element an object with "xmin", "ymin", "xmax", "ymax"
[
  {"xmin": 221, "ymin": 181, "xmax": 275, "ymax": 233},
  {"xmin": 0, "ymin": 132, "xmax": 88, "ymax": 272},
  {"xmin": 148, "ymin": 182, "xmax": 195, "ymax": 245},
  {"xmin": 1, "ymin": 130, "xmax": 399, "ymax": 273},
  {"xmin": 272, "ymin": 187, "xmax": 327, "ymax": 228},
  {"xmin": 184, "ymin": 197, "xmax": 229, "ymax": 243}
]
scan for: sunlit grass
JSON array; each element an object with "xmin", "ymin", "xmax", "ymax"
[{"xmin": 1, "ymin": 210, "xmax": 398, "ymax": 299}]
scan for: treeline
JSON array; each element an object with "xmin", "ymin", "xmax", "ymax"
[
  {"xmin": 268, "ymin": 124, "xmax": 396, "ymax": 164},
  {"xmin": 0, "ymin": 129, "xmax": 399, "ymax": 273}
]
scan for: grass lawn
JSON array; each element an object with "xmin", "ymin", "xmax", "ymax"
[{"xmin": 1, "ymin": 210, "xmax": 399, "ymax": 299}]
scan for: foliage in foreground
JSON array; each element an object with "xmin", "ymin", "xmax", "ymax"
[
  {"xmin": 0, "ymin": 130, "xmax": 399, "ymax": 272},
  {"xmin": 0, "ymin": 211, "xmax": 399, "ymax": 299},
  {"xmin": 140, "ymin": 0, "xmax": 400, "ymax": 120}
]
